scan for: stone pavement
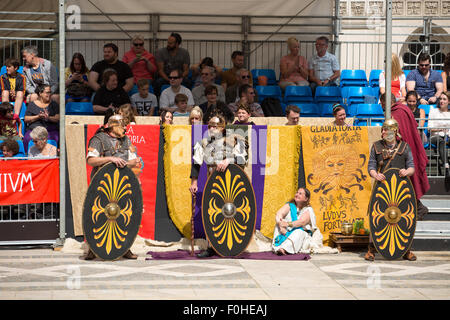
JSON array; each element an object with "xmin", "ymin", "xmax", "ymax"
[{"xmin": 0, "ymin": 248, "xmax": 449, "ymax": 300}]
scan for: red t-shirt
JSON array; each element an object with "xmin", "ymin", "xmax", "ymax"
[{"xmin": 122, "ymin": 49, "xmax": 156, "ymax": 83}]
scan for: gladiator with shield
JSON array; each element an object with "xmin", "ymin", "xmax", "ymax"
[
  {"xmin": 365, "ymin": 119, "xmax": 417, "ymax": 261},
  {"xmin": 189, "ymin": 115, "xmax": 256, "ymax": 258},
  {"xmin": 83, "ymin": 114, "xmax": 142, "ymax": 260}
]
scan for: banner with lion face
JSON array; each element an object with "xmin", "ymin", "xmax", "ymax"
[{"xmin": 301, "ymin": 126, "xmax": 372, "ymax": 245}]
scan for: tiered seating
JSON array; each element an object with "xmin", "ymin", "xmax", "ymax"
[
  {"xmin": 0, "ymin": 65, "xmax": 24, "ymax": 75},
  {"xmin": 283, "ymin": 86, "xmax": 313, "ymax": 104},
  {"xmin": 368, "ymin": 69, "xmax": 382, "ymax": 88},
  {"xmin": 251, "ymin": 69, "xmax": 277, "ymax": 86},
  {"xmin": 340, "ymin": 69, "xmax": 368, "ymax": 87},
  {"xmin": 342, "ymin": 87, "xmax": 375, "ymax": 116},
  {"xmin": 66, "ymin": 102, "xmax": 95, "ymax": 115},
  {"xmin": 354, "ymin": 104, "xmax": 384, "ymax": 126},
  {"xmin": 314, "ymin": 86, "xmax": 342, "ymax": 104},
  {"xmin": 255, "ymin": 85, "xmax": 282, "ymax": 102},
  {"xmin": 291, "ymin": 103, "xmax": 320, "ymax": 117}
]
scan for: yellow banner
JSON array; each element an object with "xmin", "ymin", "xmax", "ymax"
[{"xmin": 301, "ymin": 126, "xmax": 372, "ymax": 245}]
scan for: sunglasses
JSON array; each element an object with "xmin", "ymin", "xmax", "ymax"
[
  {"xmin": 241, "ymin": 75, "xmax": 250, "ymax": 79},
  {"xmin": 133, "ymin": 43, "xmax": 144, "ymax": 47},
  {"xmin": 201, "ymin": 73, "xmax": 211, "ymax": 76},
  {"xmin": 169, "ymin": 76, "xmax": 180, "ymax": 80},
  {"xmin": 419, "ymin": 63, "xmax": 430, "ymax": 67}
]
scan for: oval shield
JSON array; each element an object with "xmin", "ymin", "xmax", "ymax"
[
  {"xmin": 82, "ymin": 163, "xmax": 143, "ymax": 261},
  {"xmin": 368, "ymin": 168, "xmax": 417, "ymax": 260},
  {"xmin": 202, "ymin": 164, "xmax": 257, "ymax": 257}
]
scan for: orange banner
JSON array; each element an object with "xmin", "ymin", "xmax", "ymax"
[{"xmin": 0, "ymin": 159, "xmax": 60, "ymax": 205}]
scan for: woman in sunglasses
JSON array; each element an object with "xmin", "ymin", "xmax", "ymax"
[{"xmin": 122, "ymin": 34, "xmax": 157, "ymax": 84}]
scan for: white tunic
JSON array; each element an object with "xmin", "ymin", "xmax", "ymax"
[{"xmin": 271, "ymin": 205, "xmax": 317, "ymax": 254}]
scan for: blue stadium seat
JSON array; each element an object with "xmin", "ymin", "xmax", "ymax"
[
  {"xmin": 418, "ymin": 104, "xmax": 437, "ymax": 117},
  {"xmin": 345, "ymin": 87, "xmax": 375, "ymax": 116},
  {"xmin": 18, "ymin": 66, "xmax": 23, "ymax": 74},
  {"xmin": 403, "ymin": 70, "xmax": 411, "ymax": 78},
  {"xmin": 255, "ymin": 85, "xmax": 282, "ymax": 102},
  {"xmin": 314, "ymin": 86, "xmax": 342, "ymax": 104},
  {"xmin": 161, "ymin": 84, "xmax": 170, "ymax": 92},
  {"xmin": 20, "ymin": 119, "xmax": 26, "ymax": 136},
  {"xmin": 340, "ymin": 69, "xmax": 368, "ymax": 87},
  {"xmin": 283, "ymin": 86, "xmax": 313, "ymax": 103},
  {"xmin": 251, "ymin": 69, "xmax": 277, "ymax": 86},
  {"xmin": 18, "ymin": 102, "xmax": 27, "ymax": 119},
  {"xmin": 16, "ymin": 140, "xmax": 26, "ymax": 157},
  {"xmin": 66, "ymin": 102, "xmax": 95, "ymax": 115},
  {"xmin": 354, "ymin": 104, "xmax": 384, "ymax": 126},
  {"xmin": 291, "ymin": 103, "xmax": 320, "ymax": 117},
  {"xmin": 0, "ymin": 66, "xmax": 5, "ymax": 76},
  {"xmin": 369, "ymin": 69, "xmax": 383, "ymax": 87}
]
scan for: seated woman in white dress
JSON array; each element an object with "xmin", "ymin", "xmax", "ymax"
[{"xmin": 272, "ymin": 187, "xmax": 317, "ymax": 255}]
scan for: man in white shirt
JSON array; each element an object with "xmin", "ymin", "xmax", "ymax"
[
  {"xmin": 159, "ymin": 68, "xmax": 195, "ymax": 113},
  {"xmin": 308, "ymin": 36, "xmax": 340, "ymax": 95}
]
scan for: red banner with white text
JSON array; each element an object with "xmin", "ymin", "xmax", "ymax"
[{"xmin": 0, "ymin": 159, "xmax": 60, "ymax": 205}]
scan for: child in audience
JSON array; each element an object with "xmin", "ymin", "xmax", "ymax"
[
  {"xmin": 233, "ymin": 104, "xmax": 255, "ymax": 125},
  {"xmin": 130, "ymin": 79, "xmax": 158, "ymax": 116},
  {"xmin": 118, "ymin": 103, "xmax": 137, "ymax": 126},
  {"xmin": 0, "ymin": 58, "xmax": 26, "ymax": 115},
  {"xmin": 0, "ymin": 102, "xmax": 23, "ymax": 138},
  {"xmin": 1, "ymin": 138, "xmax": 20, "ymax": 158},
  {"xmin": 173, "ymin": 93, "xmax": 190, "ymax": 117},
  {"xmin": 189, "ymin": 106, "xmax": 203, "ymax": 124}
]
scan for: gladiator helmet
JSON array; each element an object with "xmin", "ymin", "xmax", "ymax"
[{"xmin": 382, "ymin": 118, "xmax": 401, "ymax": 142}]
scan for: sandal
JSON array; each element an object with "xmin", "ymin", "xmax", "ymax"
[
  {"xmin": 403, "ymin": 251, "xmax": 417, "ymax": 261},
  {"xmin": 364, "ymin": 250, "xmax": 375, "ymax": 261}
]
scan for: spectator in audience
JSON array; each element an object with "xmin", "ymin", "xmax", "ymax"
[
  {"xmin": 192, "ymin": 66, "xmax": 225, "ymax": 106},
  {"xmin": 406, "ymin": 52, "xmax": 443, "ymax": 105},
  {"xmin": 22, "ymin": 45, "xmax": 59, "ymax": 103},
  {"xmin": 93, "ymin": 69, "xmax": 131, "ymax": 115},
  {"xmin": 190, "ymin": 57, "xmax": 222, "ymax": 88},
  {"xmin": 221, "ymin": 51, "xmax": 253, "ymax": 90},
  {"xmin": 379, "ymin": 53, "xmax": 406, "ymax": 102},
  {"xmin": 122, "ymin": 34, "xmax": 157, "ymax": 84},
  {"xmin": 380, "ymin": 92, "xmax": 430, "ymax": 219},
  {"xmin": 118, "ymin": 103, "xmax": 137, "ymax": 126},
  {"xmin": 201, "ymin": 85, "xmax": 234, "ymax": 124},
  {"xmin": 189, "ymin": 106, "xmax": 203, "ymax": 125},
  {"xmin": 279, "ymin": 37, "xmax": 309, "ymax": 91},
  {"xmin": 285, "ymin": 104, "xmax": 300, "ymax": 126},
  {"xmin": 443, "ymin": 52, "xmax": 450, "ymax": 93},
  {"xmin": 308, "ymin": 36, "xmax": 340, "ymax": 95},
  {"xmin": 1, "ymin": 138, "xmax": 19, "ymax": 158},
  {"xmin": 233, "ymin": 104, "xmax": 255, "ymax": 125},
  {"xmin": 89, "ymin": 43, "xmax": 134, "ymax": 93},
  {"xmin": 154, "ymin": 33, "xmax": 191, "ymax": 96},
  {"xmin": 24, "ymin": 84, "xmax": 59, "ymax": 153},
  {"xmin": 173, "ymin": 93, "xmax": 190, "ymax": 117},
  {"xmin": 331, "ymin": 103, "xmax": 350, "ymax": 126},
  {"xmin": 406, "ymin": 91, "xmax": 425, "ymax": 128},
  {"xmin": 159, "ymin": 110, "xmax": 173, "ymax": 125},
  {"xmin": 28, "ymin": 126, "xmax": 57, "ymax": 158},
  {"xmin": 159, "ymin": 69, "xmax": 194, "ymax": 113},
  {"xmin": 228, "ymin": 84, "xmax": 264, "ymax": 117},
  {"xmin": 1, "ymin": 58, "xmax": 26, "ymax": 115},
  {"xmin": 0, "ymin": 102, "xmax": 23, "ymax": 138},
  {"xmin": 65, "ymin": 53, "xmax": 91, "ymax": 102},
  {"xmin": 130, "ymin": 79, "xmax": 158, "ymax": 116},
  {"xmin": 428, "ymin": 91, "xmax": 450, "ymax": 184},
  {"xmin": 225, "ymin": 68, "xmax": 251, "ymax": 104}
]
